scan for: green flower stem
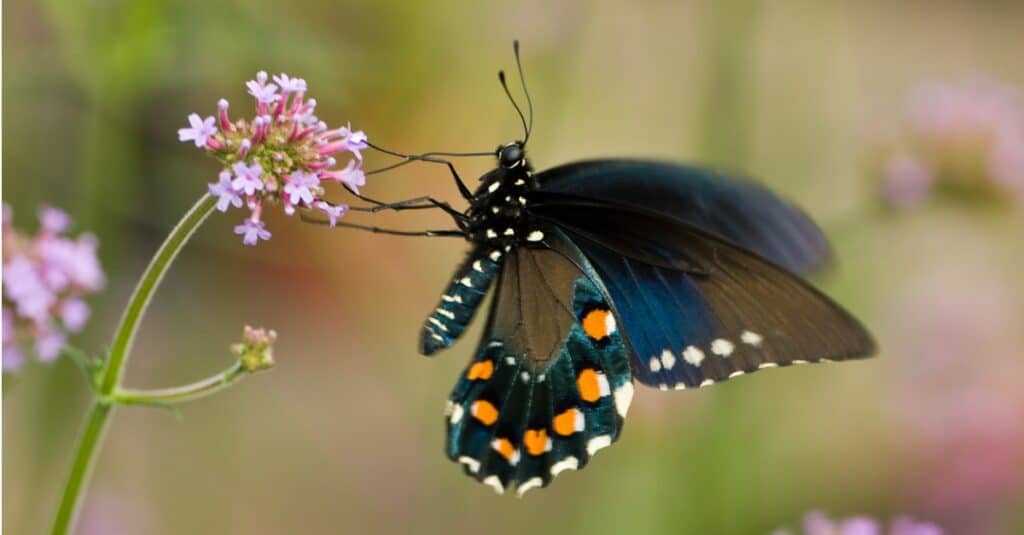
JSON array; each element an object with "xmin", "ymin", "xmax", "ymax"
[
  {"xmin": 51, "ymin": 193, "xmax": 217, "ymax": 535},
  {"xmin": 112, "ymin": 361, "xmax": 248, "ymax": 406}
]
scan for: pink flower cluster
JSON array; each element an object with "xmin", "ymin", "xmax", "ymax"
[
  {"xmin": 880, "ymin": 77, "xmax": 1024, "ymax": 208},
  {"xmin": 178, "ymin": 72, "xmax": 367, "ymax": 245},
  {"xmin": 3, "ymin": 205, "xmax": 105, "ymax": 371},
  {"xmin": 775, "ymin": 511, "xmax": 942, "ymax": 535}
]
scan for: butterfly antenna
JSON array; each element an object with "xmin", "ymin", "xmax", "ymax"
[
  {"xmin": 498, "ymin": 70, "xmax": 529, "ymax": 143},
  {"xmin": 513, "ymin": 40, "xmax": 533, "ymax": 144}
]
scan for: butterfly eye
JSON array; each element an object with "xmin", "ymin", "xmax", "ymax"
[{"xmin": 498, "ymin": 143, "xmax": 524, "ymax": 168}]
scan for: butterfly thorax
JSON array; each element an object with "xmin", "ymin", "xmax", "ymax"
[{"xmin": 465, "ymin": 147, "xmax": 544, "ymax": 248}]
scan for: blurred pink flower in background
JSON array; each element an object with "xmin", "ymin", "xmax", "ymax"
[
  {"xmin": 774, "ymin": 511, "xmax": 942, "ymax": 535},
  {"xmin": 889, "ymin": 269, "xmax": 1024, "ymax": 533},
  {"xmin": 2, "ymin": 205, "xmax": 105, "ymax": 371},
  {"xmin": 879, "ymin": 77, "xmax": 1024, "ymax": 207},
  {"xmin": 179, "ymin": 71, "xmax": 367, "ymax": 245}
]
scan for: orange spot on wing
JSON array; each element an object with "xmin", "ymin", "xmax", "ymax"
[
  {"xmin": 577, "ymin": 368, "xmax": 604, "ymax": 402},
  {"xmin": 467, "ymin": 360, "xmax": 494, "ymax": 381},
  {"xmin": 553, "ymin": 408, "xmax": 580, "ymax": 436},
  {"xmin": 523, "ymin": 429, "xmax": 549, "ymax": 456},
  {"xmin": 581, "ymin": 308, "xmax": 611, "ymax": 341},
  {"xmin": 471, "ymin": 400, "xmax": 499, "ymax": 425},
  {"xmin": 493, "ymin": 437, "xmax": 516, "ymax": 461}
]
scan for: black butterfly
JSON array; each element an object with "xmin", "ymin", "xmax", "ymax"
[{"xmin": 336, "ymin": 42, "xmax": 874, "ymax": 496}]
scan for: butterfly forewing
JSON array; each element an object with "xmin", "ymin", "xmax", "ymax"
[{"xmin": 530, "ymin": 201, "xmax": 875, "ymax": 389}]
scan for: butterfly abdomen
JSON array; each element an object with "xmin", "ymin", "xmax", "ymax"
[{"xmin": 420, "ymin": 249, "xmax": 505, "ymax": 355}]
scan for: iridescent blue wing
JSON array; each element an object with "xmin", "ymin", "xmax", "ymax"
[
  {"xmin": 445, "ymin": 227, "xmax": 634, "ymax": 496},
  {"xmin": 535, "ymin": 159, "xmax": 831, "ymax": 275},
  {"xmin": 529, "ymin": 199, "xmax": 874, "ymax": 390}
]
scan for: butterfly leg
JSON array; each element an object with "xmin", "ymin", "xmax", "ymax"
[
  {"xmin": 345, "ymin": 189, "xmax": 469, "ymax": 230},
  {"xmin": 367, "ymin": 141, "xmax": 474, "ymax": 200},
  {"xmin": 299, "ymin": 213, "xmax": 466, "ymax": 237}
]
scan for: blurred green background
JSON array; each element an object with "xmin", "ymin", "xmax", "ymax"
[{"xmin": 4, "ymin": 1, "xmax": 1024, "ymax": 533}]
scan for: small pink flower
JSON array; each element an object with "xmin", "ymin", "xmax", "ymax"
[
  {"xmin": 322, "ymin": 160, "xmax": 366, "ymax": 194},
  {"xmin": 317, "ymin": 202, "xmax": 348, "ymax": 227},
  {"xmin": 231, "ymin": 161, "xmax": 265, "ymax": 196},
  {"xmin": 39, "ymin": 206, "xmax": 70, "ymax": 234},
  {"xmin": 234, "ymin": 219, "xmax": 272, "ymax": 246},
  {"xmin": 178, "ymin": 113, "xmax": 217, "ymax": 148},
  {"xmin": 246, "ymin": 72, "xmax": 280, "ymax": 106},
  {"xmin": 273, "ymin": 73, "xmax": 307, "ymax": 94},
  {"xmin": 209, "ymin": 171, "xmax": 243, "ymax": 212},
  {"xmin": 36, "ymin": 330, "xmax": 66, "ymax": 362},
  {"xmin": 283, "ymin": 171, "xmax": 320, "ymax": 206},
  {"xmin": 61, "ymin": 298, "xmax": 91, "ymax": 332}
]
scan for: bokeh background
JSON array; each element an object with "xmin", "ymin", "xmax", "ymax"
[{"xmin": 4, "ymin": 1, "xmax": 1024, "ymax": 533}]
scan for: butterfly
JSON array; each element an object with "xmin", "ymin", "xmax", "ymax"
[{"xmin": 340, "ymin": 42, "xmax": 875, "ymax": 497}]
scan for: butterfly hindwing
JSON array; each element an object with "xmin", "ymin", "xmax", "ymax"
[
  {"xmin": 530, "ymin": 201, "xmax": 875, "ymax": 390},
  {"xmin": 445, "ymin": 228, "xmax": 633, "ymax": 495}
]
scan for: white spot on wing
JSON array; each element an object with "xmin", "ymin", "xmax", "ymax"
[
  {"xmin": 516, "ymin": 477, "xmax": 543, "ymax": 498},
  {"xmin": 758, "ymin": 362, "xmax": 779, "ymax": 369},
  {"xmin": 660, "ymin": 349, "xmax": 677, "ymax": 370},
  {"xmin": 741, "ymin": 330, "xmax": 763, "ymax": 347},
  {"xmin": 699, "ymin": 379, "xmax": 715, "ymax": 388},
  {"xmin": 683, "ymin": 346, "xmax": 705, "ymax": 366},
  {"xmin": 649, "ymin": 357, "xmax": 662, "ymax": 372},
  {"xmin": 488, "ymin": 341, "xmax": 503, "ymax": 348},
  {"xmin": 614, "ymin": 382, "xmax": 634, "ymax": 417},
  {"xmin": 483, "ymin": 475, "xmax": 504, "ymax": 494},
  {"xmin": 505, "ymin": 356, "xmax": 516, "ymax": 365},
  {"xmin": 449, "ymin": 403, "xmax": 464, "ymax": 424},
  {"xmin": 586, "ymin": 435, "xmax": 612, "ymax": 456},
  {"xmin": 550, "ymin": 456, "xmax": 579, "ymax": 476},
  {"xmin": 597, "ymin": 373, "xmax": 611, "ymax": 397},
  {"xmin": 673, "ymin": 383, "xmax": 687, "ymax": 390},
  {"xmin": 459, "ymin": 456, "xmax": 480, "ymax": 473},
  {"xmin": 728, "ymin": 370, "xmax": 746, "ymax": 379},
  {"xmin": 605, "ymin": 313, "xmax": 617, "ymax": 334},
  {"xmin": 711, "ymin": 339, "xmax": 735, "ymax": 357},
  {"xmin": 520, "ymin": 371, "xmax": 530, "ymax": 382}
]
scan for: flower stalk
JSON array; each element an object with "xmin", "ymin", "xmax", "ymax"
[{"xmin": 51, "ymin": 194, "xmax": 217, "ymax": 535}]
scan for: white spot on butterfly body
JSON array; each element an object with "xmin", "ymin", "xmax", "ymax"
[
  {"xmin": 435, "ymin": 308, "xmax": 455, "ymax": 320},
  {"xmin": 614, "ymin": 382, "xmax": 634, "ymax": 417},
  {"xmin": 514, "ymin": 179, "xmax": 526, "ymax": 186},
  {"xmin": 648, "ymin": 357, "xmax": 662, "ymax": 372},
  {"xmin": 517, "ymin": 196, "xmax": 527, "ymax": 205},
  {"xmin": 488, "ymin": 341, "xmax": 503, "ymax": 348},
  {"xmin": 487, "ymin": 181, "xmax": 501, "ymax": 193},
  {"xmin": 430, "ymin": 332, "xmax": 444, "ymax": 342},
  {"xmin": 550, "ymin": 456, "xmax": 579, "ymax": 476},
  {"xmin": 503, "ymin": 228, "xmax": 515, "ymax": 236},
  {"xmin": 459, "ymin": 456, "xmax": 480, "ymax": 473},
  {"xmin": 711, "ymin": 339, "xmax": 735, "ymax": 357},
  {"xmin": 449, "ymin": 403, "xmax": 464, "ymax": 424},
  {"xmin": 483, "ymin": 475, "xmax": 504, "ymax": 494},
  {"xmin": 741, "ymin": 330, "xmax": 763, "ymax": 347},
  {"xmin": 537, "ymin": 373, "xmax": 546, "ymax": 382},
  {"xmin": 459, "ymin": 277, "xmax": 474, "ymax": 288},
  {"xmin": 526, "ymin": 230, "xmax": 545, "ymax": 242},
  {"xmin": 489, "ymin": 251, "xmax": 502, "ymax": 261},
  {"xmin": 520, "ymin": 371, "xmax": 530, "ymax": 382},
  {"xmin": 660, "ymin": 349, "xmax": 677, "ymax": 370},
  {"xmin": 428, "ymin": 317, "xmax": 449, "ymax": 331},
  {"xmin": 587, "ymin": 435, "xmax": 612, "ymax": 456},
  {"xmin": 472, "ymin": 260, "xmax": 484, "ymax": 272},
  {"xmin": 516, "ymin": 477, "xmax": 543, "ymax": 498},
  {"xmin": 683, "ymin": 346, "xmax": 705, "ymax": 366},
  {"xmin": 486, "ymin": 229, "xmax": 498, "ymax": 239}
]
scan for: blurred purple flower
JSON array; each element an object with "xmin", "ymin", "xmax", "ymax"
[
  {"xmin": 179, "ymin": 71, "xmax": 368, "ymax": 245},
  {"xmin": 777, "ymin": 511, "xmax": 942, "ymax": 535},
  {"xmin": 889, "ymin": 270, "xmax": 1024, "ymax": 531},
  {"xmin": 234, "ymin": 219, "xmax": 271, "ymax": 246},
  {"xmin": 882, "ymin": 155, "xmax": 934, "ymax": 208},
  {"xmin": 316, "ymin": 201, "xmax": 348, "ymax": 227},
  {"xmin": 2, "ymin": 206, "xmax": 105, "ymax": 370},
  {"xmin": 878, "ymin": 77, "xmax": 1024, "ymax": 208}
]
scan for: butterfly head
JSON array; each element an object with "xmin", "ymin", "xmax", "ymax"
[{"xmin": 496, "ymin": 141, "xmax": 527, "ymax": 169}]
